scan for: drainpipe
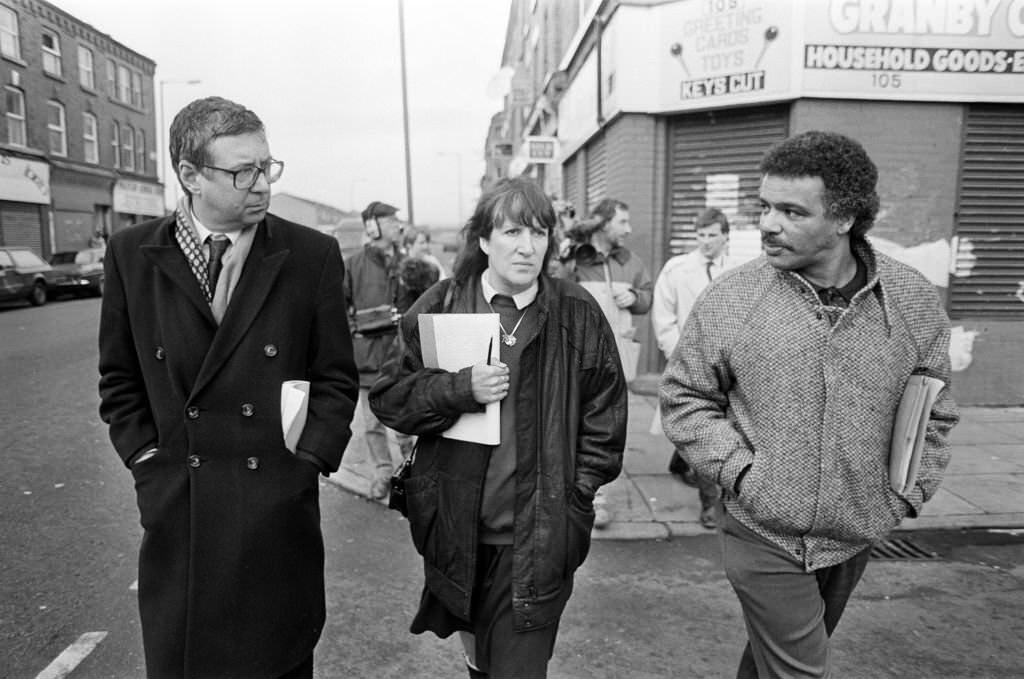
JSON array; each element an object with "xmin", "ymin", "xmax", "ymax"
[{"xmin": 595, "ymin": 14, "xmax": 606, "ymax": 126}]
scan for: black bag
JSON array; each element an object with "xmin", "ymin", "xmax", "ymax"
[
  {"xmin": 353, "ymin": 304, "xmax": 399, "ymax": 335},
  {"xmin": 388, "ymin": 453, "xmax": 414, "ymax": 517}
]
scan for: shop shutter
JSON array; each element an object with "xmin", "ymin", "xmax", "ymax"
[
  {"xmin": 667, "ymin": 105, "xmax": 788, "ymax": 257},
  {"xmin": 1, "ymin": 203, "xmax": 43, "ymax": 253},
  {"xmin": 949, "ymin": 105, "xmax": 1024, "ymax": 318},
  {"xmin": 563, "ymin": 152, "xmax": 580, "ymax": 210},
  {"xmin": 584, "ymin": 133, "xmax": 607, "ymax": 213}
]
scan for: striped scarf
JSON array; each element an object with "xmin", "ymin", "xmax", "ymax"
[{"xmin": 173, "ymin": 197, "xmax": 214, "ymax": 302}]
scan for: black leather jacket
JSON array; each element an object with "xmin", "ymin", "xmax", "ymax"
[{"xmin": 369, "ymin": 274, "xmax": 627, "ymax": 631}]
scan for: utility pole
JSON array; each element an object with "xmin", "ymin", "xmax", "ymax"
[{"xmin": 398, "ymin": 0, "xmax": 415, "ymax": 225}]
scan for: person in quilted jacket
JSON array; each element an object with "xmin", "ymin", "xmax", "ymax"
[{"xmin": 660, "ymin": 130, "xmax": 959, "ymax": 678}]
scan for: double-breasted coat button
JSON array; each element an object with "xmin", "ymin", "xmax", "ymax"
[
  {"xmin": 246, "ymin": 456, "xmax": 259, "ymax": 470},
  {"xmin": 186, "ymin": 406, "xmax": 200, "ymax": 420},
  {"xmin": 241, "ymin": 403, "xmax": 255, "ymax": 417},
  {"xmin": 188, "ymin": 455, "xmax": 201, "ymax": 468},
  {"xmin": 264, "ymin": 344, "xmax": 278, "ymax": 357},
  {"xmin": 155, "ymin": 346, "xmax": 165, "ymax": 360}
]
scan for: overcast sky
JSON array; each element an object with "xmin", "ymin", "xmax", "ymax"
[{"xmin": 56, "ymin": 0, "xmax": 513, "ymax": 226}]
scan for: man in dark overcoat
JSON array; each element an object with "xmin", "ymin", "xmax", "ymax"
[{"xmin": 98, "ymin": 97, "xmax": 359, "ymax": 678}]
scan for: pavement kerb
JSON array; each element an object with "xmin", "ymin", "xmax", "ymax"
[{"xmin": 328, "ymin": 374, "xmax": 1024, "ymax": 540}]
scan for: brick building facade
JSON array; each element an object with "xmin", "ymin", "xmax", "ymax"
[
  {"xmin": 492, "ymin": 0, "xmax": 1024, "ymax": 405},
  {"xmin": 0, "ymin": 0, "xmax": 160, "ymax": 257}
]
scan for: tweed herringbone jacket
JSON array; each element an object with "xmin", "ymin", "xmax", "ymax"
[{"xmin": 660, "ymin": 240, "xmax": 959, "ymax": 571}]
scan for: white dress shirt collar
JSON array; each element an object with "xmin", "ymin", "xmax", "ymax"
[
  {"xmin": 480, "ymin": 270, "xmax": 538, "ymax": 310},
  {"xmin": 191, "ymin": 206, "xmax": 243, "ymax": 245}
]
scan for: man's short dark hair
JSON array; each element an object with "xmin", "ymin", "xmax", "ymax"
[
  {"xmin": 759, "ymin": 130, "xmax": 879, "ymax": 239},
  {"xmin": 590, "ymin": 198, "xmax": 628, "ymax": 228},
  {"xmin": 695, "ymin": 207, "xmax": 729, "ymax": 234},
  {"xmin": 169, "ymin": 97, "xmax": 264, "ymax": 192},
  {"xmin": 361, "ymin": 201, "xmax": 399, "ymax": 224}
]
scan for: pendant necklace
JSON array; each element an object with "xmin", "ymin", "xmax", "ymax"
[{"xmin": 486, "ymin": 299, "xmax": 527, "ymax": 346}]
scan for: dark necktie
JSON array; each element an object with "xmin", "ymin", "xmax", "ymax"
[
  {"xmin": 705, "ymin": 258, "xmax": 714, "ymax": 282},
  {"xmin": 207, "ymin": 235, "xmax": 230, "ymax": 294}
]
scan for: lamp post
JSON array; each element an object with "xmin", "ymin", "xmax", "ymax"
[
  {"xmin": 398, "ymin": 0, "xmax": 414, "ymax": 225},
  {"xmin": 158, "ymin": 78, "xmax": 201, "ymax": 211},
  {"xmin": 437, "ymin": 152, "xmax": 463, "ymax": 225}
]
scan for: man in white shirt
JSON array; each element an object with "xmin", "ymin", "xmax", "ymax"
[{"xmin": 651, "ymin": 207, "xmax": 740, "ymax": 528}]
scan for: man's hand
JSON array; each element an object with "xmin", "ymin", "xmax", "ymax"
[
  {"xmin": 471, "ymin": 360, "xmax": 510, "ymax": 405},
  {"xmin": 613, "ymin": 288, "xmax": 637, "ymax": 309}
]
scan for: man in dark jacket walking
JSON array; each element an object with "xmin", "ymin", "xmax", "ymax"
[
  {"xmin": 98, "ymin": 96, "xmax": 359, "ymax": 678},
  {"xmin": 344, "ymin": 200, "xmax": 414, "ymax": 499},
  {"xmin": 370, "ymin": 177, "xmax": 627, "ymax": 678}
]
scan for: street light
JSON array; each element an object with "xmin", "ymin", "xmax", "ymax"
[
  {"xmin": 437, "ymin": 152, "xmax": 463, "ymax": 225},
  {"xmin": 158, "ymin": 78, "xmax": 201, "ymax": 211}
]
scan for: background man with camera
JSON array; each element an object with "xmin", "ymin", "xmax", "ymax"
[
  {"xmin": 344, "ymin": 201, "xmax": 414, "ymax": 500},
  {"xmin": 560, "ymin": 197, "xmax": 652, "ymax": 527}
]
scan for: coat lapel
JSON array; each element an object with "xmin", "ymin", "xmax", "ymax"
[
  {"xmin": 190, "ymin": 220, "xmax": 289, "ymax": 398},
  {"xmin": 140, "ymin": 217, "xmax": 217, "ymax": 326}
]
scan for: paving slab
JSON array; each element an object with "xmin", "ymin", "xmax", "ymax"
[{"xmin": 325, "ymin": 378, "xmax": 1024, "ymax": 540}]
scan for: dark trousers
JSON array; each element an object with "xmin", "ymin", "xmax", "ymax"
[
  {"xmin": 720, "ymin": 510, "xmax": 870, "ymax": 679},
  {"xmin": 470, "ymin": 544, "xmax": 561, "ymax": 678}
]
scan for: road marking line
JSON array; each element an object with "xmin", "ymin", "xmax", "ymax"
[{"xmin": 35, "ymin": 631, "xmax": 108, "ymax": 679}]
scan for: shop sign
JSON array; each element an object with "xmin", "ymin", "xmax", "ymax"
[
  {"xmin": 0, "ymin": 152, "xmax": 50, "ymax": 204},
  {"xmin": 657, "ymin": 0, "xmax": 797, "ymax": 110},
  {"xmin": 113, "ymin": 180, "xmax": 164, "ymax": 217},
  {"xmin": 802, "ymin": 0, "xmax": 1024, "ymax": 101},
  {"xmin": 521, "ymin": 136, "xmax": 559, "ymax": 163}
]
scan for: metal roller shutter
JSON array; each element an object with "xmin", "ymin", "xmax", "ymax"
[
  {"xmin": 1, "ymin": 203, "xmax": 44, "ymax": 253},
  {"xmin": 667, "ymin": 105, "xmax": 788, "ymax": 257},
  {"xmin": 563, "ymin": 153, "xmax": 580, "ymax": 210},
  {"xmin": 950, "ymin": 105, "xmax": 1024, "ymax": 318},
  {"xmin": 585, "ymin": 134, "xmax": 607, "ymax": 213}
]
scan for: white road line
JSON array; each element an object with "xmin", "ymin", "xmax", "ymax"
[{"xmin": 35, "ymin": 631, "xmax": 108, "ymax": 679}]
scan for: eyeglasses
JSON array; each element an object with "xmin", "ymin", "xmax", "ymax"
[{"xmin": 202, "ymin": 159, "xmax": 285, "ymax": 190}]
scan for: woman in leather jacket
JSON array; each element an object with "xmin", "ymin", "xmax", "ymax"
[{"xmin": 369, "ymin": 178, "xmax": 627, "ymax": 678}]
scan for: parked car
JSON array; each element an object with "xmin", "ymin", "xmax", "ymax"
[
  {"xmin": 48, "ymin": 247, "xmax": 105, "ymax": 297},
  {"xmin": 0, "ymin": 247, "xmax": 59, "ymax": 306}
]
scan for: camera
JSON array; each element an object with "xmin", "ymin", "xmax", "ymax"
[{"xmin": 559, "ymin": 216, "xmax": 603, "ymax": 262}]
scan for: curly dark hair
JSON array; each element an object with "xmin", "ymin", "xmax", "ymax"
[
  {"xmin": 759, "ymin": 131, "xmax": 879, "ymax": 239},
  {"xmin": 452, "ymin": 177, "xmax": 556, "ymax": 286}
]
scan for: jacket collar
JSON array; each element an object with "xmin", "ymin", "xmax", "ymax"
[{"xmin": 140, "ymin": 214, "xmax": 290, "ymax": 398}]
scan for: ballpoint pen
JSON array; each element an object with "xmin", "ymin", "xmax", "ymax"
[{"xmin": 487, "ymin": 336, "xmax": 493, "ymax": 365}]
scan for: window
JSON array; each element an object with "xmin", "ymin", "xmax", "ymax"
[
  {"xmin": 41, "ymin": 30, "xmax": 61, "ymax": 77},
  {"xmin": 47, "ymin": 100, "xmax": 66, "ymax": 156},
  {"xmin": 4, "ymin": 86, "xmax": 25, "ymax": 146},
  {"xmin": 0, "ymin": 5, "xmax": 19, "ymax": 59},
  {"xmin": 78, "ymin": 45, "xmax": 94, "ymax": 89},
  {"xmin": 135, "ymin": 128, "xmax": 145, "ymax": 173},
  {"xmin": 111, "ymin": 121, "xmax": 120, "ymax": 168},
  {"xmin": 106, "ymin": 59, "xmax": 116, "ymax": 97},
  {"xmin": 131, "ymin": 71, "xmax": 142, "ymax": 108},
  {"xmin": 82, "ymin": 112, "xmax": 98, "ymax": 163},
  {"xmin": 9, "ymin": 249, "xmax": 47, "ymax": 267},
  {"xmin": 121, "ymin": 123, "xmax": 134, "ymax": 170},
  {"xmin": 117, "ymin": 64, "xmax": 130, "ymax": 103}
]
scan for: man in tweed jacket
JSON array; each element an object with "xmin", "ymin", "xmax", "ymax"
[{"xmin": 660, "ymin": 131, "xmax": 959, "ymax": 678}]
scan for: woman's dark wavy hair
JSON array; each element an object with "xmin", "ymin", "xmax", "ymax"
[
  {"xmin": 759, "ymin": 130, "xmax": 880, "ymax": 239},
  {"xmin": 452, "ymin": 177, "xmax": 557, "ymax": 286}
]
